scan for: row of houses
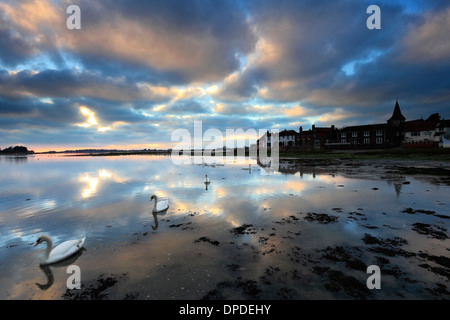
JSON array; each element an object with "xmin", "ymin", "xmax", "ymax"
[{"xmin": 258, "ymin": 101, "xmax": 450, "ymax": 150}]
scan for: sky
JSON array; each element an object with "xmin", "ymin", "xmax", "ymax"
[{"xmin": 0, "ymin": 0, "xmax": 449, "ymax": 152}]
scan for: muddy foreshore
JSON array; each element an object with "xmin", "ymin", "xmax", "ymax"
[{"xmin": 58, "ymin": 159, "xmax": 450, "ymax": 300}]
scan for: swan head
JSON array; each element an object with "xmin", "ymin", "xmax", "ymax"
[
  {"xmin": 34, "ymin": 235, "xmax": 50, "ymax": 247},
  {"xmin": 150, "ymin": 195, "xmax": 157, "ymax": 202}
]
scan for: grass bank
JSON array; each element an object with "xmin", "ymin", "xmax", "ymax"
[{"xmin": 278, "ymin": 148, "xmax": 450, "ymax": 161}]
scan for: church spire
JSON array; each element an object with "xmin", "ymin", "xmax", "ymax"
[{"xmin": 390, "ymin": 99, "xmax": 405, "ymax": 122}]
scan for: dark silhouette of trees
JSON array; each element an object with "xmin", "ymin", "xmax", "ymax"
[
  {"xmin": 426, "ymin": 113, "xmax": 441, "ymax": 122},
  {"xmin": 0, "ymin": 146, "xmax": 34, "ymax": 154}
]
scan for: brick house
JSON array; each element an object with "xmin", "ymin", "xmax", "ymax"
[
  {"xmin": 335, "ymin": 100, "xmax": 406, "ymax": 149},
  {"xmin": 297, "ymin": 125, "xmax": 338, "ymax": 149}
]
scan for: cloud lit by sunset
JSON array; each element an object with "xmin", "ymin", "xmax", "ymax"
[{"xmin": 77, "ymin": 106, "xmax": 98, "ymax": 128}]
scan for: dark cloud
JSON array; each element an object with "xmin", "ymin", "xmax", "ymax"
[
  {"xmin": 0, "ymin": 68, "xmax": 175, "ymax": 103},
  {"xmin": 0, "ymin": 96, "xmax": 80, "ymax": 128},
  {"xmin": 162, "ymin": 100, "xmax": 209, "ymax": 114},
  {"xmin": 216, "ymin": 0, "xmax": 410, "ymax": 102},
  {"xmin": 48, "ymin": 0, "xmax": 258, "ymax": 84},
  {"xmin": 0, "ymin": 20, "xmax": 35, "ymax": 67}
]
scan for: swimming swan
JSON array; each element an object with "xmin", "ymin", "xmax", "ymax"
[
  {"xmin": 34, "ymin": 235, "xmax": 86, "ymax": 265},
  {"xmin": 150, "ymin": 194, "xmax": 169, "ymax": 213}
]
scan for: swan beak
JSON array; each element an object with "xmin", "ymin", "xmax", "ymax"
[{"xmin": 34, "ymin": 241, "xmax": 40, "ymax": 247}]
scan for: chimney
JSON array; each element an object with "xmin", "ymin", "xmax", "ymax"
[
  {"xmin": 299, "ymin": 126, "xmax": 303, "ymax": 133},
  {"xmin": 312, "ymin": 124, "xmax": 315, "ymax": 131},
  {"xmin": 331, "ymin": 125, "xmax": 335, "ymax": 130}
]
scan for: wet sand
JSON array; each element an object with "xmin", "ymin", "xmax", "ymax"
[{"xmin": 57, "ymin": 159, "xmax": 450, "ymax": 300}]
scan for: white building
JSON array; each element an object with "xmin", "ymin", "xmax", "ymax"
[
  {"xmin": 442, "ymin": 128, "xmax": 450, "ymax": 148},
  {"xmin": 436, "ymin": 120, "xmax": 450, "ymax": 147},
  {"xmin": 279, "ymin": 129, "xmax": 297, "ymax": 147},
  {"xmin": 404, "ymin": 117, "xmax": 450, "ymax": 147}
]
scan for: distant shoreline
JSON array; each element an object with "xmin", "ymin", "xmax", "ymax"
[
  {"xmin": 60, "ymin": 150, "xmax": 172, "ymax": 157},
  {"xmin": 29, "ymin": 147, "xmax": 450, "ymax": 161}
]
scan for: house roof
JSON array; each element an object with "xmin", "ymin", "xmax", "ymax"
[
  {"xmin": 279, "ymin": 129, "xmax": 297, "ymax": 136},
  {"xmin": 340, "ymin": 123, "xmax": 387, "ymax": 131},
  {"xmin": 405, "ymin": 119, "xmax": 437, "ymax": 132},
  {"xmin": 298, "ymin": 126, "xmax": 335, "ymax": 136},
  {"xmin": 314, "ymin": 127, "xmax": 334, "ymax": 131}
]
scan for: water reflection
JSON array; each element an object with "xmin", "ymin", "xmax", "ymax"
[
  {"xmin": 1, "ymin": 154, "xmax": 449, "ymax": 299},
  {"xmin": 151, "ymin": 210, "xmax": 168, "ymax": 231},
  {"xmin": 35, "ymin": 250, "xmax": 84, "ymax": 291},
  {"xmin": 78, "ymin": 169, "xmax": 127, "ymax": 198},
  {"xmin": 261, "ymin": 158, "xmax": 411, "ymax": 197},
  {"xmin": 35, "ymin": 265, "xmax": 54, "ymax": 290},
  {"xmin": 0, "ymin": 155, "xmax": 28, "ymax": 164}
]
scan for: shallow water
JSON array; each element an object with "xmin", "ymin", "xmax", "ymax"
[{"xmin": 0, "ymin": 154, "xmax": 449, "ymax": 300}]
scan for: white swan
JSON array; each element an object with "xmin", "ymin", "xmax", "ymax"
[
  {"xmin": 150, "ymin": 194, "xmax": 169, "ymax": 213},
  {"xmin": 204, "ymin": 174, "xmax": 210, "ymax": 184},
  {"xmin": 34, "ymin": 235, "xmax": 86, "ymax": 265}
]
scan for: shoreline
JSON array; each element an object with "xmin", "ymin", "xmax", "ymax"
[{"xmin": 30, "ymin": 147, "xmax": 450, "ymax": 162}]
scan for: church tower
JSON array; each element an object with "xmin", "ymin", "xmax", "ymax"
[
  {"xmin": 387, "ymin": 99, "xmax": 406, "ymax": 146},
  {"xmin": 388, "ymin": 99, "xmax": 406, "ymax": 127}
]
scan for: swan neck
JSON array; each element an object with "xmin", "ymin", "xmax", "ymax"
[
  {"xmin": 152, "ymin": 196, "xmax": 158, "ymax": 212},
  {"xmin": 43, "ymin": 236, "xmax": 53, "ymax": 259}
]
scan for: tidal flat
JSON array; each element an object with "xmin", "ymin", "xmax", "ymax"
[{"xmin": 0, "ymin": 154, "xmax": 449, "ymax": 299}]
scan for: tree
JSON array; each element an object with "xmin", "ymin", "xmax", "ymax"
[
  {"xmin": 0, "ymin": 146, "xmax": 30, "ymax": 154},
  {"xmin": 426, "ymin": 113, "xmax": 440, "ymax": 122}
]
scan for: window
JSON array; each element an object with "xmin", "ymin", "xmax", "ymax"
[
  {"xmin": 352, "ymin": 132, "xmax": 358, "ymax": 137},
  {"xmin": 364, "ymin": 131, "xmax": 370, "ymax": 137},
  {"xmin": 411, "ymin": 131, "xmax": 420, "ymax": 137},
  {"xmin": 376, "ymin": 137, "xmax": 383, "ymax": 144},
  {"xmin": 376, "ymin": 130, "xmax": 383, "ymax": 136},
  {"xmin": 341, "ymin": 139, "xmax": 347, "ymax": 143},
  {"xmin": 364, "ymin": 138, "xmax": 370, "ymax": 144},
  {"xmin": 341, "ymin": 132, "xmax": 347, "ymax": 138}
]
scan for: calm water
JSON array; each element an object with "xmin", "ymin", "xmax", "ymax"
[{"xmin": 0, "ymin": 154, "xmax": 449, "ymax": 300}]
